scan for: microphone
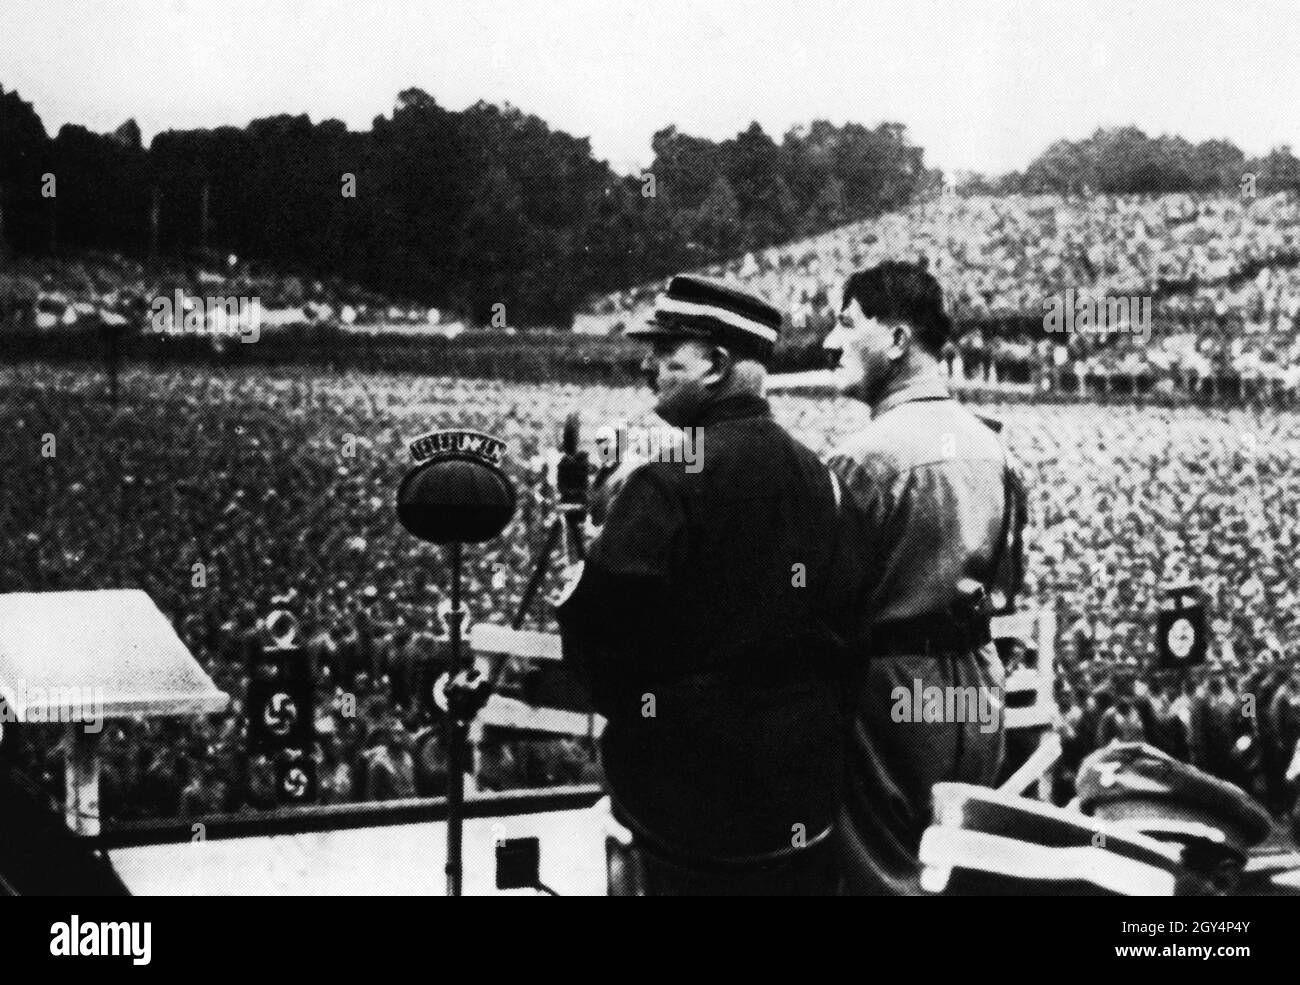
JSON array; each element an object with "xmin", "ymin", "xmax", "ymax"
[
  {"xmin": 393, "ymin": 428, "xmax": 517, "ymax": 897},
  {"xmin": 555, "ymin": 412, "xmax": 590, "ymax": 512},
  {"xmin": 396, "ymin": 430, "xmax": 517, "ymax": 545}
]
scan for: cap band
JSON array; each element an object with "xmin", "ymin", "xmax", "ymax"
[{"xmin": 653, "ymin": 295, "xmax": 779, "ymax": 343}]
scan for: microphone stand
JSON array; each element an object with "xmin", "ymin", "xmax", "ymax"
[
  {"xmin": 445, "ymin": 540, "xmax": 465, "ymax": 897},
  {"xmin": 396, "ymin": 429, "xmax": 514, "ymax": 897},
  {"xmin": 512, "ymin": 502, "xmax": 586, "ymax": 630},
  {"xmin": 439, "ymin": 539, "xmax": 491, "ymax": 896}
]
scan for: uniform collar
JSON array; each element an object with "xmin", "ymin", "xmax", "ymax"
[
  {"xmin": 872, "ymin": 372, "xmax": 952, "ymax": 418},
  {"xmin": 694, "ymin": 392, "xmax": 772, "ymax": 427}
]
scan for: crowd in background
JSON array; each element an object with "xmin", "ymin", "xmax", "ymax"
[
  {"xmin": 7, "ymin": 190, "xmax": 1300, "ymax": 395},
  {"xmin": 0, "ymin": 366, "xmax": 606, "ymax": 824},
  {"xmin": 596, "ymin": 191, "xmax": 1300, "ymax": 391},
  {"xmin": 1040, "ymin": 654, "xmax": 1300, "ymax": 813},
  {"xmin": 0, "ymin": 250, "xmax": 437, "ymax": 334},
  {"xmin": 8, "ymin": 182, "xmax": 1300, "ymax": 825},
  {"xmin": 3, "ymin": 362, "xmax": 1300, "ymax": 823},
  {"xmin": 7, "ymin": 596, "xmax": 602, "ymax": 824},
  {"xmin": 599, "ymin": 192, "xmax": 1300, "ymax": 318}
]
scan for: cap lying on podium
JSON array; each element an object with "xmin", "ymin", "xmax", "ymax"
[
  {"xmin": 1076, "ymin": 741, "xmax": 1273, "ymax": 868},
  {"xmin": 919, "ymin": 782, "xmax": 1185, "ymax": 896}
]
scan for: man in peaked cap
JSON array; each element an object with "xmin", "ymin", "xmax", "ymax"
[
  {"xmin": 1076, "ymin": 742, "xmax": 1274, "ymax": 895},
  {"xmin": 556, "ymin": 274, "xmax": 848, "ymax": 895}
]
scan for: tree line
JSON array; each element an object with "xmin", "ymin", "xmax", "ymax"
[
  {"xmin": 0, "ymin": 85, "xmax": 932, "ymax": 326},
  {"xmin": 960, "ymin": 126, "xmax": 1300, "ymax": 197},
  {"xmin": 7, "ymin": 86, "xmax": 1298, "ymax": 326}
]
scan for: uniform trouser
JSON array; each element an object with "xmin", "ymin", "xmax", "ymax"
[
  {"xmin": 836, "ymin": 644, "xmax": 1006, "ymax": 896},
  {"xmin": 610, "ymin": 834, "xmax": 841, "ymax": 896}
]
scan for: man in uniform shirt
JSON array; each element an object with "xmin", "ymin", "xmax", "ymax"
[
  {"xmin": 822, "ymin": 260, "xmax": 1027, "ymax": 895},
  {"xmin": 556, "ymin": 274, "xmax": 845, "ymax": 895},
  {"xmin": 1191, "ymin": 669, "xmax": 1257, "ymax": 789}
]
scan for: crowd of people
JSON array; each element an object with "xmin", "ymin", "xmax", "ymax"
[
  {"xmin": 1042, "ymin": 656, "xmax": 1300, "ymax": 813},
  {"xmin": 0, "ymin": 366, "xmax": 604, "ymax": 823},
  {"xmin": 791, "ymin": 394, "xmax": 1300, "ymax": 816},
  {"xmin": 8, "ymin": 191, "xmax": 1300, "ymax": 397},
  {"xmin": 0, "ymin": 250, "xmax": 440, "ymax": 336},
  {"xmin": 1, "ymin": 360, "xmax": 1297, "ymax": 824},
  {"xmin": 594, "ymin": 191, "xmax": 1300, "ymax": 393},
  {"xmin": 7, "ymin": 190, "xmax": 1300, "ymax": 828},
  {"xmin": 12, "ymin": 654, "xmax": 601, "ymax": 824}
]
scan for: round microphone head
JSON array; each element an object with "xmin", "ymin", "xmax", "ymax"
[{"xmin": 396, "ymin": 456, "xmax": 517, "ymax": 544}]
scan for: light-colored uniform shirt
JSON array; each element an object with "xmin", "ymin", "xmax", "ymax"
[
  {"xmin": 827, "ymin": 373, "xmax": 1019, "ymax": 631},
  {"xmin": 827, "ymin": 372, "xmax": 1023, "ymax": 896}
]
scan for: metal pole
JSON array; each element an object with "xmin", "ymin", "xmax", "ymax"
[
  {"xmin": 148, "ymin": 188, "xmax": 160, "ymax": 266},
  {"xmin": 563, "ymin": 507, "xmax": 586, "ymax": 562},
  {"xmin": 200, "ymin": 181, "xmax": 210, "ymax": 253},
  {"xmin": 512, "ymin": 516, "xmax": 563, "ymax": 629},
  {"xmin": 64, "ymin": 723, "xmax": 101, "ymax": 837},
  {"xmin": 446, "ymin": 539, "xmax": 464, "ymax": 896}
]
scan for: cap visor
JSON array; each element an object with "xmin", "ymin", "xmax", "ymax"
[{"xmin": 1091, "ymin": 799, "xmax": 1245, "ymax": 856}]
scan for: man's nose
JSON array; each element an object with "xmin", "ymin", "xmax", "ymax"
[{"xmin": 822, "ymin": 324, "xmax": 848, "ymax": 350}]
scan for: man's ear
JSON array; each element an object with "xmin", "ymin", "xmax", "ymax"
[
  {"xmin": 702, "ymin": 345, "xmax": 733, "ymax": 388},
  {"xmin": 888, "ymin": 322, "xmax": 911, "ymax": 362}
]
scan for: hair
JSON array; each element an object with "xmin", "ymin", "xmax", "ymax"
[
  {"xmin": 728, "ymin": 355, "xmax": 768, "ymax": 395},
  {"xmin": 840, "ymin": 260, "xmax": 953, "ymax": 357}
]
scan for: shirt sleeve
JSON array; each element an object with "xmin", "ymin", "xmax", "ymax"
[
  {"xmin": 993, "ymin": 459, "xmax": 1030, "ymax": 609},
  {"xmin": 554, "ymin": 466, "xmax": 684, "ymax": 712},
  {"xmin": 822, "ymin": 451, "xmax": 888, "ymax": 643},
  {"xmin": 828, "ymin": 451, "xmax": 892, "ymax": 529}
]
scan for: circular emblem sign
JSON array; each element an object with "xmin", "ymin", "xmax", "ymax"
[{"xmin": 1166, "ymin": 617, "xmax": 1196, "ymax": 660}]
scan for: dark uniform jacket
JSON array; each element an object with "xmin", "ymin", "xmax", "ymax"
[{"xmin": 556, "ymin": 392, "xmax": 844, "ymax": 860}]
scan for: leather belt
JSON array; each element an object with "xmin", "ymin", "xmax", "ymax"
[{"xmin": 612, "ymin": 796, "xmax": 835, "ymax": 871}]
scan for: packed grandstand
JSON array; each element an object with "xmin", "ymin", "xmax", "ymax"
[{"xmin": 5, "ymin": 184, "xmax": 1300, "ymax": 826}]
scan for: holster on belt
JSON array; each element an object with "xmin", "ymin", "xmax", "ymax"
[
  {"xmin": 948, "ymin": 577, "xmax": 995, "ymax": 651},
  {"xmin": 861, "ymin": 579, "xmax": 994, "ymax": 658}
]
